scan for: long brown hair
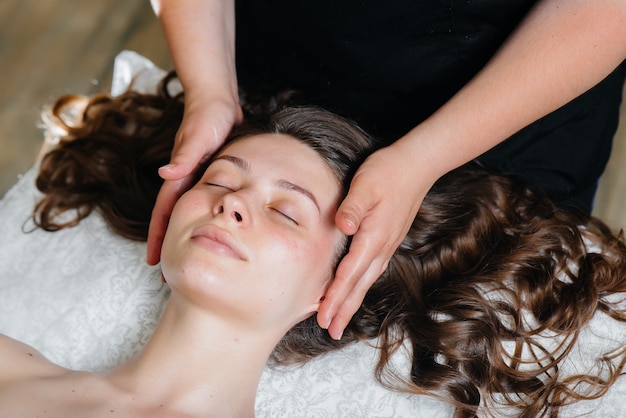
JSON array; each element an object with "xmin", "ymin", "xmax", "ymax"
[{"xmin": 34, "ymin": 73, "xmax": 626, "ymax": 417}]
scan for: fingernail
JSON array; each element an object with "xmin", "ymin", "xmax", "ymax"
[
  {"xmin": 319, "ymin": 317, "xmax": 330, "ymax": 329},
  {"xmin": 159, "ymin": 163, "xmax": 176, "ymax": 172},
  {"xmin": 334, "ymin": 330, "xmax": 343, "ymax": 341}
]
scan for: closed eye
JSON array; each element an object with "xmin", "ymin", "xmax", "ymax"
[
  {"xmin": 205, "ymin": 182, "xmax": 235, "ymax": 192},
  {"xmin": 271, "ymin": 207, "xmax": 298, "ymax": 225}
]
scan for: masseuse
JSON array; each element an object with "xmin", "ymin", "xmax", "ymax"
[{"xmin": 148, "ymin": 0, "xmax": 626, "ymax": 340}]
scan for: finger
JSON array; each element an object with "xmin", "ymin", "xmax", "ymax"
[
  {"xmin": 158, "ymin": 136, "xmax": 215, "ymax": 181},
  {"xmin": 317, "ymin": 231, "xmax": 388, "ymax": 328},
  {"xmin": 335, "ymin": 177, "xmax": 378, "ymax": 236},
  {"xmin": 146, "ymin": 176, "xmax": 195, "ymax": 265},
  {"xmin": 327, "ymin": 263, "xmax": 383, "ymax": 340}
]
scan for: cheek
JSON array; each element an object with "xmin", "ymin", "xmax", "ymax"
[
  {"xmin": 162, "ymin": 191, "xmax": 212, "ymax": 244},
  {"xmin": 263, "ymin": 228, "xmax": 337, "ymax": 291},
  {"xmin": 266, "ymin": 229, "xmax": 322, "ymax": 269},
  {"xmin": 160, "ymin": 192, "xmax": 212, "ymax": 281},
  {"xmin": 165, "ymin": 193, "xmax": 201, "ymax": 236},
  {"xmin": 262, "ymin": 230, "xmax": 310, "ymax": 280},
  {"xmin": 173, "ymin": 190, "xmax": 211, "ymax": 215}
]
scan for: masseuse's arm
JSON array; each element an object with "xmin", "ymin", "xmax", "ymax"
[
  {"xmin": 147, "ymin": 0, "xmax": 241, "ymax": 265},
  {"xmin": 319, "ymin": 0, "xmax": 626, "ymax": 339}
]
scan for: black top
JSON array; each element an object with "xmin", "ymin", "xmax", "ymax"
[{"xmin": 235, "ymin": 0, "xmax": 626, "ymax": 210}]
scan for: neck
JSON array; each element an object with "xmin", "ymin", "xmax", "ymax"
[{"xmin": 107, "ymin": 293, "xmax": 282, "ymax": 417}]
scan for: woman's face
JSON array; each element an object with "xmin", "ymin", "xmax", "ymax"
[{"xmin": 161, "ymin": 133, "xmax": 345, "ymax": 332}]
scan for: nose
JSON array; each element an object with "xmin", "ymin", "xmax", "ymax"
[{"xmin": 213, "ymin": 192, "xmax": 249, "ymax": 225}]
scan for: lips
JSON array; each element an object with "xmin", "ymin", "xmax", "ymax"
[{"xmin": 190, "ymin": 224, "xmax": 246, "ymax": 260}]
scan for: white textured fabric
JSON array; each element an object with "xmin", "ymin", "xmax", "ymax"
[
  {"xmin": 0, "ymin": 51, "xmax": 624, "ymax": 417},
  {"xmin": 0, "ymin": 167, "xmax": 168, "ymax": 371}
]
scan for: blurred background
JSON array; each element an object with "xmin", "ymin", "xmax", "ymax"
[
  {"xmin": 0, "ymin": 0, "xmax": 171, "ymax": 195},
  {"xmin": 1, "ymin": 0, "xmax": 624, "ymax": 232}
]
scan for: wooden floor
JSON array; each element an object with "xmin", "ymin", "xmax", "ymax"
[{"xmin": 1, "ymin": 0, "xmax": 625, "ymax": 232}]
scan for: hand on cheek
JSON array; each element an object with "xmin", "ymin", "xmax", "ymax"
[{"xmin": 317, "ymin": 144, "xmax": 428, "ymax": 340}]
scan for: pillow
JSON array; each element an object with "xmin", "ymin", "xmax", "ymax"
[{"xmin": 0, "ymin": 50, "xmax": 623, "ymax": 417}]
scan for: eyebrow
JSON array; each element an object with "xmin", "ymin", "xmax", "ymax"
[
  {"xmin": 213, "ymin": 154, "xmax": 321, "ymax": 211},
  {"xmin": 214, "ymin": 154, "xmax": 251, "ymax": 173},
  {"xmin": 274, "ymin": 179, "xmax": 320, "ymax": 211}
]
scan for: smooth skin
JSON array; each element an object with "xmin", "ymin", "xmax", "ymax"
[{"xmin": 149, "ymin": 0, "xmax": 626, "ymax": 339}]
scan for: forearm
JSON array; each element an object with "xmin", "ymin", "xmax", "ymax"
[
  {"xmin": 151, "ymin": 0, "xmax": 238, "ymax": 101},
  {"xmin": 398, "ymin": 0, "xmax": 626, "ymax": 183}
]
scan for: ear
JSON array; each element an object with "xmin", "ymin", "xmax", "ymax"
[
  {"xmin": 292, "ymin": 287, "xmax": 327, "ymax": 324},
  {"xmin": 308, "ymin": 282, "xmax": 331, "ymax": 314}
]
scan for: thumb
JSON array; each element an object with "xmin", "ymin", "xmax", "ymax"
[
  {"xmin": 158, "ymin": 148, "xmax": 201, "ymax": 181},
  {"xmin": 159, "ymin": 122, "xmax": 230, "ymax": 181},
  {"xmin": 159, "ymin": 129, "xmax": 213, "ymax": 181},
  {"xmin": 335, "ymin": 183, "xmax": 376, "ymax": 236}
]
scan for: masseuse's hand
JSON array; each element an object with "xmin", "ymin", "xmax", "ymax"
[
  {"xmin": 317, "ymin": 141, "xmax": 433, "ymax": 340},
  {"xmin": 147, "ymin": 95, "xmax": 242, "ymax": 265},
  {"xmin": 318, "ymin": 0, "xmax": 626, "ymax": 341}
]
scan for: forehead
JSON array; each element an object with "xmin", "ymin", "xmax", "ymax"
[
  {"xmin": 218, "ymin": 133, "xmax": 333, "ymax": 176},
  {"xmin": 220, "ymin": 133, "xmax": 316, "ymax": 160}
]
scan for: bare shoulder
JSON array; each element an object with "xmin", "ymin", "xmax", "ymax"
[{"xmin": 0, "ymin": 334, "xmax": 64, "ymax": 382}]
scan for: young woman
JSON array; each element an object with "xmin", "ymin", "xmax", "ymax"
[
  {"xmin": 15, "ymin": 74, "xmax": 626, "ymax": 417},
  {"xmin": 1, "ymin": 107, "xmax": 366, "ymax": 416}
]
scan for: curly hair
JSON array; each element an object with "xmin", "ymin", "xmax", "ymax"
[{"xmin": 33, "ymin": 73, "xmax": 626, "ymax": 417}]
